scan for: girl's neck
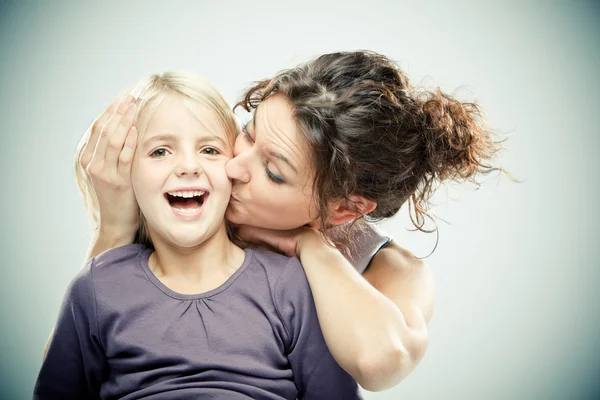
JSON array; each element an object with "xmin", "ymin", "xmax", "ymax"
[{"xmin": 147, "ymin": 225, "xmax": 245, "ymax": 291}]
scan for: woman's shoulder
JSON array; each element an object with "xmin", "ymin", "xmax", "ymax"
[{"xmin": 336, "ymin": 221, "xmax": 392, "ymax": 274}]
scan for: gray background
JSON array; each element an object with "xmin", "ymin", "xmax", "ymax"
[{"xmin": 1, "ymin": 0, "xmax": 599, "ymax": 398}]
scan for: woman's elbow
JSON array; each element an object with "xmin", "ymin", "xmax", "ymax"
[{"xmin": 355, "ymin": 335, "xmax": 428, "ymax": 392}]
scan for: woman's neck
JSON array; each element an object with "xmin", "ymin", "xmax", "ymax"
[{"xmin": 147, "ymin": 225, "xmax": 245, "ymax": 294}]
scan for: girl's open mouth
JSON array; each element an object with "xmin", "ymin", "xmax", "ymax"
[{"xmin": 165, "ymin": 190, "xmax": 208, "ymax": 216}]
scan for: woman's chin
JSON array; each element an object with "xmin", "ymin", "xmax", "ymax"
[
  {"xmin": 225, "ymin": 206, "xmax": 314, "ymax": 231},
  {"xmin": 225, "ymin": 208, "xmax": 245, "ymax": 225}
]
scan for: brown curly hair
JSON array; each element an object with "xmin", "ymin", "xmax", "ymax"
[{"xmin": 236, "ymin": 51, "xmax": 503, "ymax": 245}]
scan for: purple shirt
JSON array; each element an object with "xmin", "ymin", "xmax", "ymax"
[{"xmin": 34, "ymin": 245, "xmax": 362, "ymax": 399}]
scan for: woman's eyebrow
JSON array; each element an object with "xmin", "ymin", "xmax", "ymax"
[
  {"xmin": 254, "ymin": 105, "xmax": 298, "ymax": 173},
  {"xmin": 268, "ymin": 149, "xmax": 298, "ymax": 173}
]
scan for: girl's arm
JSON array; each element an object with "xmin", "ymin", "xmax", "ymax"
[
  {"xmin": 35, "ymin": 262, "xmax": 106, "ymax": 398},
  {"xmin": 236, "ymin": 226, "xmax": 434, "ymax": 392}
]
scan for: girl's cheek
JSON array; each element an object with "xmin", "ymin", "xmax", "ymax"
[{"xmin": 208, "ymin": 160, "xmax": 230, "ymax": 180}]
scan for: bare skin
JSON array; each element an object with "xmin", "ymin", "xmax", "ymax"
[
  {"xmin": 79, "ymin": 94, "xmax": 140, "ymax": 257},
  {"xmin": 47, "ymin": 93, "xmax": 435, "ymax": 391}
]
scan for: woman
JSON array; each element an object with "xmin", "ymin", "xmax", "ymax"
[{"xmin": 76, "ymin": 51, "xmax": 500, "ymax": 391}]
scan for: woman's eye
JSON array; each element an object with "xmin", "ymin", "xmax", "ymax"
[
  {"xmin": 201, "ymin": 147, "xmax": 220, "ymax": 155},
  {"xmin": 265, "ymin": 166, "xmax": 285, "ymax": 184},
  {"xmin": 241, "ymin": 123, "xmax": 255, "ymax": 144},
  {"xmin": 150, "ymin": 148, "xmax": 169, "ymax": 158}
]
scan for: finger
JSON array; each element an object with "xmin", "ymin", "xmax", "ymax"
[
  {"xmin": 118, "ymin": 126, "xmax": 138, "ymax": 179},
  {"xmin": 235, "ymin": 225, "xmax": 261, "ymax": 243},
  {"xmin": 80, "ymin": 96, "xmax": 122, "ymax": 169},
  {"xmin": 92, "ymin": 100, "xmax": 132, "ymax": 166},
  {"xmin": 237, "ymin": 226, "xmax": 283, "ymax": 250},
  {"xmin": 105, "ymin": 103, "xmax": 137, "ymax": 171},
  {"xmin": 121, "ymin": 92, "xmax": 137, "ymax": 104}
]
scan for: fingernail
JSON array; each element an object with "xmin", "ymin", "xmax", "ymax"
[{"xmin": 130, "ymin": 84, "xmax": 144, "ymax": 101}]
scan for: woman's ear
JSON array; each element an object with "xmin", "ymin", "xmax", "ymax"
[{"xmin": 327, "ymin": 195, "xmax": 377, "ymax": 226}]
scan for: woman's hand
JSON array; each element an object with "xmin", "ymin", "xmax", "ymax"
[
  {"xmin": 81, "ymin": 95, "xmax": 140, "ymax": 255},
  {"xmin": 235, "ymin": 225, "xmax": 324, "ymax": 258},
  {"xmin": 238, "ymin": 223, "xmax": 433, "ymax": 390}
]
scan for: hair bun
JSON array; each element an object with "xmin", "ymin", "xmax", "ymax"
[{"xmin": 420, "ymin": 89, "xmax": 499, "ymax": 182}]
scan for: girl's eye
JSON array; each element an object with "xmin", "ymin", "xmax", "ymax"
[
  {"xmin": 150, "ymin": 148, "xmax": 169, "ymax": 158},
  {"xmin": 201, "ymin": 147, "xmax": 220, "ymax": 155},
  {"xmin": 265, "ymin": 165, "xmax": 285, "ymax": 184}
]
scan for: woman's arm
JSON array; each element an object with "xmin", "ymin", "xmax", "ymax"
[
  {"xmin": 359, "ymin": 241, "xmax": 434, "ymax": 388},
  {"xmin": 298, "ymin": 234, "xmax": 434, "ymax": 391},
  {"xmin": 44, "ymin": 95, "xmax": 139, "ymax": 359},
  {"xmin": 80, "ymin": 94, "xmax": 140, "ymax": 259},
  {"xmin": 236, "ymin": 226, "xmax": 434, "ymax": 392},
  {"xmin": 86, "ymin": 225, "xmax": 137, "ymax": 260}
]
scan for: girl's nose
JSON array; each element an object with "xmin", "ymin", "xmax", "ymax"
[{"xmin": 174, "ymin": 154, "xmax": 203, "ymax": 177}]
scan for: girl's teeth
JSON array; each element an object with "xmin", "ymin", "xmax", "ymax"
[
  {"xmin": 172, "ymin": 206, "xmax": 200, "ymax": 214},
  {"xmin": 168, "ymin": 190, "xmax": 205, "ymax": 198}
]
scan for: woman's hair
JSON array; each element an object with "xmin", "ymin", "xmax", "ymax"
[
  {"xmin": 75, "ymin": 71, "xmax": 238, "ymax": 248},
  {"xmin": 237, "ymin": 50, "xmax": 505, "ymax": 246}
]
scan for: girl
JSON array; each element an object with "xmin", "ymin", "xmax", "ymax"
[
  {"xmin": 35, "ymin": 72, "xmax": 362, "ymax": 399},
  {"xmin": 65, "ymin": 51, "xmax": 502, "ymax": 391}
]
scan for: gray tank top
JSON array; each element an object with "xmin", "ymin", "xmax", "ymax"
[{"xmin": 337, "ymin": 222, "xmax": 392, "ymax": 274}]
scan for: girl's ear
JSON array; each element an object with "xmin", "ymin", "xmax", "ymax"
[{"xmin": 327, "ymin": 195, "xmax": 377, "ymax": 226}]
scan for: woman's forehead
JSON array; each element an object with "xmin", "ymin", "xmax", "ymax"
[
  {"xmin": 255, "ymin": 95, "xmax": 300, "ymax": 144},
  {"xmin": 255, "ymin": 94, "xmax": 313, "ymax": 176}
]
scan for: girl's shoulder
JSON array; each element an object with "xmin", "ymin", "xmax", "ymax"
[
  {"xmin": 247, "ymin": 249, "xmax": 301, "ymax": 281},
  {"xmin": 58, "ymin": 245, "xmax": 149, "ymax": 324},
  {"xmin": 84, "ymin": 244, "xmax": 150, "ymax": 290},
  {"xmin": 249, "ymin": 248, "xmax": 310, "ymax": 295},
  {"xmin": 91, "ymin": 244, "xmax": 149, "ymax": 271}
]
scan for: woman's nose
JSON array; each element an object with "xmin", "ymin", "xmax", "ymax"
[{"xmin": 225, "ymin": 152, "xmax": 250, "ymax": 183}]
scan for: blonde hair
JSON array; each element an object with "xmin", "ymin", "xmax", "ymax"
[{"xmin": 75, "ymin": 71, "xmax": 239, "ymax": 248}]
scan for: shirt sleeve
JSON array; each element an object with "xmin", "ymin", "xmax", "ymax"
[
  {"xmin": 342, "ymin": 222, "xmax": 392, "ymax": 274},
  {"xmin": 34, "ymin": 259, "xmax": 106, "ymax": 399},
  {"xmin": 274, "ymin": 257, "xmax": 362, "ymax": 400}
]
